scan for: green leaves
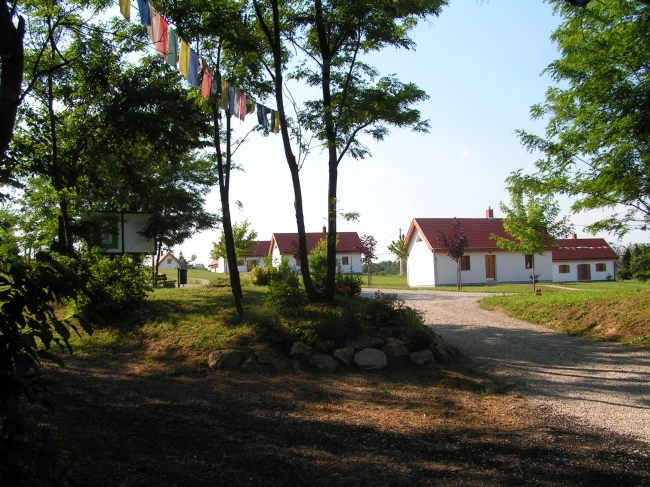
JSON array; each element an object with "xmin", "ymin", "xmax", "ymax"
[{"xmin": 517, "ymin": 0, "xmax": 650, "ymax": 238}]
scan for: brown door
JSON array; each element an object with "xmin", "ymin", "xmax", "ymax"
[
  {"xmin": 577, "ymin": 264, "xmax": 591, "ymax": 281},
  {"xmin": 485, "ymin": 255, "xmax": 496, "ymax": 280}
]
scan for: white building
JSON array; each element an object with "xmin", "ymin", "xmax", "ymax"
[
  {"xmin": 405, "ymin": 211, "xmax": 555, "ymax": 287},
  {"xmin": 269, "ymin": 228, "xmax": 363, "ymax": 273},
  {"xmin": 208, "ymin": 241, "xmax": 271, "ymax": 273},
  {"xmin": 552, "ymin": 237, "xmax": 617, "ymax": 282}
]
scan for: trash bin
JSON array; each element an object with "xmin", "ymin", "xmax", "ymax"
[{"xmin": 178, "ymin": 268, "xmax": 188, "ymax": 286}]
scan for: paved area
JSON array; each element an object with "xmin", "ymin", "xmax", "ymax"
[{"xmin": 363, "ymin": 289, "xmax": 650, "ymax": 443}]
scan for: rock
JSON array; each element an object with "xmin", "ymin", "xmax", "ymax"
[
  {"xmin": 309, "ymin": 353, "xmax": 339, "ymax": 371},
  {"xmin": 432, "ymin": 344, "xmax": 454, "ymax": 362},
  {"xmin": 289, "ymin": 342, "xmax": 313, "ymax": 363},
  {"xmin": 432, "ymin": 332, "xmax": 447, "ymax": 346},
  {"xmin": 255, "ymin": 351, "xmax": 289, "ymax": 372},
  {"xmin": 409, "ymin": 349, "xmax": 434, "ymax": 366},
  {"xmin": 333, "ymin": 347, "xmax": 355, "ymax": 365},
  {"xmin": 353, "ymin": 348, "xmax": 387, "ymax": 370},
  {"xmin": 381, "ymin": 341, "xmax": 410, "ymax": 359},
  {"xmin": 346, "ymin": 335, "xmax": 385, "ymax": 350},
  {"xmin": 242, "ymin": 356, "xmax": 258, "ymax": 371},
  {"xmin": 208, "ymin": 350, "xmax": 242, "ymax": 369}
]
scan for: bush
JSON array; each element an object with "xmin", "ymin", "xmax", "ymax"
[
  {"xmin": 335, "ymin": 272, "xmax": 363, "ymax": 297},
  {"xmin": 366, "ymin": 291, "xmax": 405, "ymax": 327},
  {"xmin": 313, "ymin": 305, "xmax": 365, "ymax": 351},
  {"xmin": 76, "ymin": 249, "xmax": 150, "ymax": 320},
  {"xmin": 250, "ymin": 264, "xmax": 274, "ymax": 286},
  {"xmin": 400, "ymin": 307, "xmax": 434, "ymax": 351},
  {"xmin": 266, "ymin": 280, "xmax": 307, "ymax": 309}
]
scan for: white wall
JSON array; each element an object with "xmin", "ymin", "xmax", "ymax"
[
  {"xmin": 213, "ymin": 256, "xmax": 265, "ymax": 274},
  {"xmin": 338, "ymin": 253, "xmax": 362, "ymax": 274},
  {"xmin": 157, "ymin": 256, "xmax": 179, "ymax": 270},
  {"xmin": 431, "ymin": 251, "xmax": 553, "ymax": 286},
  {"xmin": 407, "ymin": 229, "xmax": 435, "ymax": 286},
  {"xmin": 553, "ymin": 260, "xmax": 616, "ymax": 282}
]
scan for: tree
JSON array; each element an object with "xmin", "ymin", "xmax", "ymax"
[
  {"xmin": 617, "ymin": 244, "xmax": 650, "ymax": 281},
  {"xmin": 285, "ymin": 0, "xmax": 445, "ymax": 301},
  {"xmin": 491, "ymin": 180, "xmax": 573, "ymax": 292},
  {"xmin": 355, "ymin": 234, "xmax": 377, "ymax": 286},
  {"xmin": 388, "ymin": 233, "xmax": 408, "ymax": 276},
  {"xmin": 517, "ymin": 0, "xmax": 650, "ymax": 239},
  {"xmin": 210, "ymin": 219, "xmax": 258, "ymax": 273},
  {"xmin": 436, "ymin": 218, "xmax": 468, "ymax": 290}
]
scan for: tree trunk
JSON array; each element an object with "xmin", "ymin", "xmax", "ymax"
[
  {"xmin": 0, "ymin": 4, "xmax": 25, "ymax": 163},
  {"xmin": 253, "ymin": 0, "xmax": 318, "ymax": 301},
  {"xmin": 212, "ymin": 103, "xmax": 243, "ymax": 318},
  {"xmin": 532, "ymin": 255, "xmax": 536, "ymax": 293},
  {"xmin": 457, "ymin": 260, "xmax": 462, "ymax": 291}
]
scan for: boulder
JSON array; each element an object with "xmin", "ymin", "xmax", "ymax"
[
  {"xmin": 432, "ymin": 344, "xmax": 454, "ymax": 363},
  {"xmin": 409, "ymin": 349, "xmax": 434, "ymax": 366},
  {"xmin": 353, "ymin": 348, "xmax": 388, "ymax": 370},
  {"xmin": 432, "ymin": 332, "xmax": 447, "ymax": 346},
  {"xmin": 207, "ymin": 350, "xmax": 242, "ymax": 369},
  {"xmin": 289, "ymin": 342, "xmax": 313, "ymax": 363},
  {"xmin": 333, "ymin": 347, "xmax": 355, "ymax": 365},
  {"xmin": 256, "ymin": 351, "xmax": 289, "ymax": 372},
  {"xmin": 346, "ymin": 335, "xmax": 385, "ymax": 350},
  {"xmin": 309, "ymin": 353, "xmax": 339, "ymax": 371},
  {"xmin": 381, "ymin": 341, "xmax": 410, "ymax": 359}
]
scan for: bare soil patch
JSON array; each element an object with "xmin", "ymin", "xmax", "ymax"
[{"xmin": 33, "ymin": 347, "xmax": 650, "ymax": 487}]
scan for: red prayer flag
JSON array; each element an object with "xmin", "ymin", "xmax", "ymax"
[
  {"xmin": 156, "ymin": 16, "xmax": 169, "ymax": 56},
  {"xmin": 201, "ymin": 62, "xmax": 213, "ymax": 101}
]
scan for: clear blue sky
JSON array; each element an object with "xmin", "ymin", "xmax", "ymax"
[{"xmin": 171, "ymin": 0, "xmax": 646, "ymax": 265}]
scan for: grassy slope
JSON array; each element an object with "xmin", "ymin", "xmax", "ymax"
[{"xmin": 480, "ymin": 282, "xmax": 650, "ymax": 346}]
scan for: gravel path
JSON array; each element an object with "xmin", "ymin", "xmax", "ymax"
[{"xmin": 362, "ymin": 289, "xmax": 650, "ymax": 443}]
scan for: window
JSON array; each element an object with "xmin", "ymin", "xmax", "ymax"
[
  {"xmin": 596, "ymin": 263, "xmax": 607, "ymax": 272},
  {"xmin": 237, "ymin": 259, "xmax": 244, "ymax": 266},
  {"xmin": 249, "ymin": 259, "xmax": 259, "ymax": 267},
  {"xmin": 341, "ymin": 256, "xmax": 349, "ymax": 265},
  {"xmin": 559, "ymin": 264, "xmax": 570, "ymax": 274},
  {"xmin": 525, "ymin": 254, "xmax": 533, "ymax": 269},
  {"xmin": 167, "ymin": 257, "xmax": 172, "ymax": 264},
  {"xmin": 460, "ymin": 255, "xmax": 470, "ymax": 271},
  {"xmin": 295, "ymin": 257, "xmax": 301, "ymax": 267}
]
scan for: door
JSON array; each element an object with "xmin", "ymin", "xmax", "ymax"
[
  {"xmin": 485, "ymin": 255, "xmax": 496, "ymax": 280},
  {"xmin": 577, "ymin": 264, "xmax": 591, "ymax": 281}
]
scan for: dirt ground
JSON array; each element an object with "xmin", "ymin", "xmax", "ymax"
[{"xmin": 36, "ymin": 349, "xmax": 650, "ymax": 487}]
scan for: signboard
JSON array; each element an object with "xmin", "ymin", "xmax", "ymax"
[{"xmin": 94, "ymin": 213, "xmax": 154, "ymax": 254}]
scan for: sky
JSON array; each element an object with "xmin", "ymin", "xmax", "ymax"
[{"xmin": 166, "ymin": 0, "xmax": 647, "ymax": 266}]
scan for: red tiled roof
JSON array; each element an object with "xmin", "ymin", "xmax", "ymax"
[
  {"xmin": 208, "ymin": 259, "xmax": 218, "ymax": 267},
  {"xmin": 553, "ymin": 238, "xmax": 617, "ymax": 261},
  {"xmin": 407, "ymin": 218, "xmax": 530, "ymax": 250},
  {"xmin": 272, "ymin": 232, "xmax": 362, "ymax": 253},
  {"xmin": 242, "ymin": 241, "xmax": 272, "ymax": 257}
]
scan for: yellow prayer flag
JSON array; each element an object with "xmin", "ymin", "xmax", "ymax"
[
  {"xmin": 179, "ymin": 39, "xmax": 190, "ymax": 77},
  {"xmin": 120, "ymin": 0, "xmax": 130, "ymax": 21}
]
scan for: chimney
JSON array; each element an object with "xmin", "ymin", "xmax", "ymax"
[
  {"xmin": 322, "ymin": 226, "xmax": 326, "ymax": 234},
  {"xmin": 571, "ymin": 233, "xmax": 577, "ymax": 239},
  {"xmin": 486, "ymin": 207, "xmax": 494, "ymax": 219}
]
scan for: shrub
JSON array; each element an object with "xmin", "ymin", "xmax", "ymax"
[
  {"xmin": 366, "ymin": 291, "xmax": 405, "ymax": 327},
  {"xmin": 76, "ymin": 249, "xmax": 150, "ymax": 320},
  {"xmin": 313, "ymin": 305, "xmax": 365, "ymax": 351},
  {"xmin": 266, "ymin": 280, "xmax": 307, "ymax": 309},
  {"xmin": 401, "ymin": 307, "xmax": 434, "ymax": 351},
  {"xmin": 335, "ymin": 272, "xmax": 363, "ymax": 297},
  {"xmin": 250, "ymin": 264, "xmax": 274, "ymax": 286}
]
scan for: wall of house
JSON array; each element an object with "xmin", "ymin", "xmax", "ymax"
[
  {"xmin": 338, "ymin": 253, "xmax": 362, "ymax": 274},
  {"xmin": 212, "ymin": 257, "xmax": 254, "ymax": 274},
  {"xmin": 157, "ymin": 257, "xmax": 179, "ymax": 270},
  {"xmin": 407, "ymin": 229, "xmax": 436, "ymax": 286},
  {"xmin": 433, "ymin": 251, "xmax": 553, "ymax": 286},
  {"xmin": 552, "ymin": 260, "xmax": 616, "ymax": 282}
]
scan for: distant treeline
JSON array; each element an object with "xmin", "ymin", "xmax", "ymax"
[{"xmin": 362, "ymin": 260, "xmax": 401, "ymax": 275}]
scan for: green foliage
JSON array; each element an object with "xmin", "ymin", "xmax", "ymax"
[
  {"xmin": 335, "ymin": 272, "xmax": 363, "ymax": 297},
  {"xmin": 266, "ymin": 281, "xmax": 307, "ymax": 310},
  {"xmin": 401, "ymin": 307, "xmax": 433, "ymax": 351},
  {"xmin": 388, "ymin": 235, "xmax": 408, "ymax": 275},
  {"xmin": 617, "ymin": 245, "xmax": 650, "ymax": 281},
  {"xmin": 362, "ymin": 260, "xmax": 401, "ymax": 275},
  {"xmin": 309, "ymin": 237, "xmax": 336, "ymax": 293},
  {"xmin": 366, "ymin": 291, "xmax": 406, "ymax": 329},
  {"xmin": 0, "ymin": 244, "xmax": 92, "ymax": 486},
  {"xmin": 211, "ymin": 219, "xmax": 258, "ymax": 261},
  {"xmin": 516, "ymin": 1, "xmax": 650, "ymax": 238},
  {"xmin": 75, "ymin": 250, "xmax": 150, "ymax": 321}
]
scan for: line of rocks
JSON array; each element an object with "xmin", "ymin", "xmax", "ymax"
[{"xmin": 207, "ymin": 334, "xmax": 455, "ymax": 373}]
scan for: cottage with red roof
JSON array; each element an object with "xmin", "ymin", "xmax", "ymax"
[
  {"xmin": 270, "ymin": 227, "xmax": 363, "ymax": 273},
  {"xmin": 404, "ymin": 209, "xmax": 556, "ymax": 287},
  {"xmin": 552, "ymin": 235, "xmax": 617, "ymax": 282},
  {"xmin": 405, "ymin": 210, "xmax": 618, "ymax": 287},
  {"xmin": 209, "ymin": 241, "xmax": 272, "ymax": 273}
]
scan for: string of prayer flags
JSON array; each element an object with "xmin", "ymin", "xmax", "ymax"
[
  {"xmin": 137, "ymin": 0, "xmax": 150, "ymax": 25},
  {"xmin": 221, "ymin": 79, "xmax": 229, "ymax": 111},
  {"xmin": 228, "ymin": 85, "xmax": 235, "ymax": 116},
  {"xmin": 209, "ymin": 73, "xmax": 220, "ymax": 104},
  {"xmin": 147, "ymin": 6, "xmax": 160, "ymax": 46},
  {"xmin": 120, "ymin": 0, "xmax": 130, "ymax": 21},
  {"xmin": 166, "ymin": 28, "xmax": 178, "ymax": 67}
]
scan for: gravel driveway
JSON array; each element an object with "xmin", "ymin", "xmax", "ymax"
[{"xmin": 363, "ymin": 289, "xmax": 650, "ymax": 443}]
